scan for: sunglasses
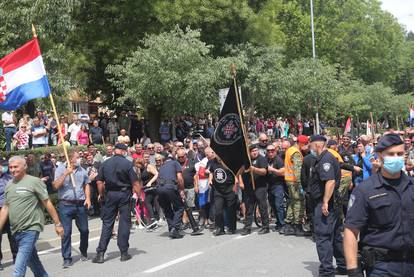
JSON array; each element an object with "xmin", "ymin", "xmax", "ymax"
[
  {"xmin": 266, "ymin": 149, "xmax": 276, "ymax": 152},
  {"xmin": 260, "ymin": 140, "xmax": 268, "ymax": 143},
  {"xmin": 147, "ymin": 147, "xmax": 154, "ymax": 150},
  {"xmin": 177, "ymin": 156, "xmax": 186, "ymax": 159}
]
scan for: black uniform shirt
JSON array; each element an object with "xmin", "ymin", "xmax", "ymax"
[
  {"xmin": 345, "ymin": 172, "xmax": 414, "ymax": 251},
  {"xmin": 97, "ymin": 154, "xmax": 138, "ymax": 190},
  {"xmin": 158, "ymin": 158, "xmax": 182, "ymax": 182},
  {"xmin": 208, "ymin": 159, "xmax": 235, "ymax": 194},
  {"xmin": 309, "ymin": 150, "xmax": 340, "ymax": 201}
]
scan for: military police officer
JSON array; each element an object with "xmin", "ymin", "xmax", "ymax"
[
  {"xmin": 92, "ymin": 143, "xmax": 140, "ymax": 264},
  {"xmin": 344, "ymin": 133, "xmax": 414, "ymax": 276},
  {"xmin": 308, "ymin": 135, "xmax": 346, "ymax": 276},
  {"xmin": 156, "ymin": 155, "xmax": 185, "ymax": 239}
]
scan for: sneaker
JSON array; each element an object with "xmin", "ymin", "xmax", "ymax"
[
  {"xmin": 258, "ymin": 227, "xmax": 270, "ymax": 235},
  {"xmin": 180, "ymin": 223, "xmax": 190, "ymax": 231},
  {"xmin": 240, "ymin": 228, "xmax": 251, "ymax": 236},
  {"xmin": 278, "ymin": 225, "xmax": 286, "ymax": 235},
  {"xmin": 227, "ymin": 229, "xmax": 236, "ymax": 235},
  {"xmin": 169, "ymin": 228, "xmax": 184, "ymax": 239},
  {"xmin": 137, "ymin": 224, "xmax": 145, "ymax": 230},
  {"xmin": 62, "ymin": 260, "xmax": 73, "ymax": 269},
  {"xmin": 295, "ymin": 224, "xmax": 312, "ymax": 237}
]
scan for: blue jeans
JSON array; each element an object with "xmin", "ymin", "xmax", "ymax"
[
  {"xmin": 59, "ymin": 203, "xmax": 89, "ymax": 262},
  {"xmin": 13, "ymin": 230, "xmax": 48, "ymax": 277},
  {"xmin": 5, "ymin": 127, "xmax": 16, "ymax": 152},
  {"xmin": 270, "ymin": 185, "xmax": 285, "ymax": 226}
]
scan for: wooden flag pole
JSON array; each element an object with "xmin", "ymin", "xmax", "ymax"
[
  {"xmin": 32, "ymin": 24, "xmax": 76, "ymax": 188},
  {"xmin": 231, "ymin": 64, "xmax": 255, "ymax": 189}
]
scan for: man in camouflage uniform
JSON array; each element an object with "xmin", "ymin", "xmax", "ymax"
[{"xmin": 283, "ymin": 135, "xmax": 309, "ymax": 236}]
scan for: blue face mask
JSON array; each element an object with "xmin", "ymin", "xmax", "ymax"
[
  {"xmin": 1, "ymin": 165, "xmax": 8, "ymax": 174},
  {"xmin": 383, "ymin": 156, "xmax": 404, "ymax": 174},
  {"xmin": 310, "ymin": 149, "xmax": 318, "ymax": 157}
]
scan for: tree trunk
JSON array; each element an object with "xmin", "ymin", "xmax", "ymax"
[{"xmin": 147, "ymin": 105, "xmax": 162, "ymax": 142}]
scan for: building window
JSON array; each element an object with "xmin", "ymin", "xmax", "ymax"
[{"xmin": 72, "ymin": 102, "xmax": 80, "ymax": 113}]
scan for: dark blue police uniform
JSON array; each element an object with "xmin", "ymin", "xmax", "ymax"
[
  {"xmin": 94, "ymin": 151, "xmax": 139, "ymax": 259},
  {"xmin": 156, "ymin": 158, "xmax": 185, "ymax": 237},
  {"xmin": 345, "ymin": 172, "xmax": 414, "ymax": 276},
  {"xmin": 309, "ymin": 148, "xmax": 346, "ymax": 276}
]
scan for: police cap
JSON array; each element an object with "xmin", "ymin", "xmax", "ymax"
[
  {"xmin": 309, "ymin": 135, "xmax": 327, "ymax": 143},
  {"xmin": 249, "ymin": 144, "xmax": 259, "ymax": 151},
  {"xmin": 114, "ymin": 143, "xmax": 128, "ymax": 150},
  {"xmin": 327, "ymin": 140, "xmax": 338, "ymax": 147},
  {"xmin": 375, "ymin": 133, "xmax": 403, "ymax": 152}
]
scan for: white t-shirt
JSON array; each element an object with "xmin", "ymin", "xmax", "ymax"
[
  {"xmin": 2, "ymin": 112, "xmax": 15, "ymax": 127},
  {"xmin": 68, "ymin": 123, "xmax": 81, "ymax": 142}
]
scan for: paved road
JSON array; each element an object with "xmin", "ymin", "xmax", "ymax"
[{"xmin": 1, "ymin": 219, "xmax": 321, "ymax": 277}]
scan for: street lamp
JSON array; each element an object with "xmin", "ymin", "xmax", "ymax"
[{"xmin": 310, "ymin": 0, "xmax": 320, "ymax": 134}]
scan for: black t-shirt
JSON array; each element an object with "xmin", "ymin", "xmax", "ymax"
[
  {"xmin": 207, "ymin": 159, "xmax": 235, "ymax": 193},
  {"xmin": 180, "ymin": 159, "xmax": 196, "ymax": 189},
  {"xmin": 267, "ymin": 155, "xmax": 285, "ymax": 188},
  {"xmin": 243, "ymin": 154, "xmax": 268, "ymax": 189}
]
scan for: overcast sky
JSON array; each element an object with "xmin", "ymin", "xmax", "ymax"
[{"xmin": 381, "ymin": 0, "xmax": 414, "ymax": 33}]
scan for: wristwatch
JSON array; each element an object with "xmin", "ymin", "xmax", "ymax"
[{"xmin": 55, "ymin": 223, "xmax": 63, "ymax": 228}]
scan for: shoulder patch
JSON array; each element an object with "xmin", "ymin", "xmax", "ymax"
[
  {"xmin": 323, "ymin": 163, "xmax": 331, "ymax": 172},
  {"xmin": 348, "ymin": 194, "xmax": 355, "ymax": 210}
]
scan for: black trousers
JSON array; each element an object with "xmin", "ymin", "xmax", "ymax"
[
  {"xmin": 96, "ymin": 191, "xmax": 131, "ymax": 253},
  {"xmin": 144, "ymin": 189, "xmax": 157, "ymax": 220},
  {"xmin": 0, "ymin": 217, "xmax": 17, "ymax": 261},
  {"xmin": 244, "ymin": 186, "xmax": 269, "ymax": 228},
  {"xmin": 214, "ymin": 189, "xmax": 237, "ymax": 232},
  {"xmin": 156, "ymin": 184, "xmax": 184, "ymax": 231}
]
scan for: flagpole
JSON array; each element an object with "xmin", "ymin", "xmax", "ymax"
[
  {"xmin": 32, "ymin": 24, "xmax": 76, "ymax": 188},
  {"xmin": 231, "ymin": 64, "xmax": 255, "ymax": 190}
]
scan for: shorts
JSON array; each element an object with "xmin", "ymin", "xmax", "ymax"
[{"xmin": 185, "ymin": 188, "xmax": 196, "ymax": 208}]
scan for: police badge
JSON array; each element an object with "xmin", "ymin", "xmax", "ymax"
[
  {"xmin": 213, "ymin": 113, "xmax": 242, "ymax": 146},
  {"xmin": 323, "ymin": 163, "xmax": 331, "ymax": 172}
]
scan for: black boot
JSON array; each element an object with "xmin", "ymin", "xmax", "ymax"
[
  {"xmin": 213, "ymin": 228, "xmax": 225, "ymax": 236},
  {"xmin": 92, "ymin": 252, "xmax": 104, "ymax": 264},
  {"xmin": 240, "ymin": 227, "xmax": 251, "ymax": 236},
  {"xmin": 283, "ymin": 224, "xmax": 296, "ymax": 236},
  {"xmin": 120, "ymin": 252, "xmax": 132, "ymax": 262}
]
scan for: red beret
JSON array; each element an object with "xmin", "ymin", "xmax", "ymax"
[{"xmin": 297, "ymin": 135, "xmax": 309, "ymax": 144}]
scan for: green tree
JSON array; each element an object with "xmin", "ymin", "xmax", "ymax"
[{"xmin": 107, "ymin": 27, "xmax": 238, "ymax": 139}]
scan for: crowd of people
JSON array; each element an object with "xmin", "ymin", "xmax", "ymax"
[{"xmin": 2, "ymin": 109, "xmax": 414, "ymax": 276}]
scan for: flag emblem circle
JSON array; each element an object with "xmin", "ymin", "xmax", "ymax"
[
  {"xmin": 214, "ymin": 168, "xmax": 227, "ymax": 183},
  {"xmin": 213, "ymin": 113, "xmax": 242, "ymax": 145}
]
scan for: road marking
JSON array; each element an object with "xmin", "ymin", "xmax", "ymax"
[
  {"xmin": 143, "ymin": 251, "xmax": 203, "ymax": 273},
  {"xmin": 234, "ymin": 235, "xmax": 249, "ymax": 240}
]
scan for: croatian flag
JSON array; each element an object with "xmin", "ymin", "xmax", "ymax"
[{"xmin": 0, "ymin": 38, "xmax": 51, "ymax": 110}]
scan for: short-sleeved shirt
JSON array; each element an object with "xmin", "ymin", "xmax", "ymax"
[
  {"xmin": 97, "ymin": 154, "xmax": 139, "ymax": 191},
  {"xmin": 68, "ymin": 123, "xmax": 81, "ymax": 141},
  {"xmin": 5, "ymin": 175, "xmax": 49, "ymax": 234},
  {"xmin": 345, "ymin": 172, "xmax": 414, "ymax": 250},
  {"xmin": 31, "ymin": 125, "xmax": 48, "ymax": 145},
  {"xmin": 180, "ymin": 159, "xmax": 196, "ymax": 189},
  {"xmin": 246, "ymin": 154, "xmax": 268, "ymax": 188},
  {"xmin": 208, "ymin": 159, "xmax": 235, "ymax": 194},
  {"xmin": 55, "ymin": 164, "xmax": 90, "ymax": 201},
  {"xmin": 267, "ymin": 156, "xmax": 285, "ymax": 188},
  {"xmin": 158, "ymin": 159, "xmax": 182, "ymax": 182},
  {"xmin": 89, "ymin": 126, "xmax": 103, "ymax": 144}
]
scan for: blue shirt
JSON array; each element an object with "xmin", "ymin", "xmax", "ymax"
[
  {"xmin": 158, "ymin": 159, "xmax": 182, "ymax": 182},
  {"xmin": 54, "ymin": 164, "xmax": 90, "ymax": 201},
  {"xmin": 0, "ymin": 173, "xmax": 12, "ymax": 207}
]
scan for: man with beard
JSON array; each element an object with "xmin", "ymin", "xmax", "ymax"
[
  {"xmin": 82, "ymin": 153, "xmax": 101, "ymax": 216},
  {"xmin": 258, "ymin": 133, "xmax": 269, "ymax": 156},
  {"xmin": 241, "ymin": 144, "xmax": 269, "ymax": 235}
]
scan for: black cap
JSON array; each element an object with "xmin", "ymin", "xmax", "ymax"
[
  {"xmin": 327, "ymin": 140, "xmax": 338, "ymax": 147},
  {"xmin": 115, "ymin": 143, "xmax": 128, "ymax": 150},
  {"xmin": 375, "ymin": 133, "xmax": 403, "ymax": 152},
  {"xmin": 309, "ymin": 135, "xmax": 327, "ymax": 143},
  {"xmin": 249, "ymin": 144, "xmax": 259, "ymax": 151}
]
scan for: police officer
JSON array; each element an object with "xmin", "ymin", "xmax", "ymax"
[
  {"xmin": 156, "ymin": 154, "xmax": 185, "ymax": 239},
  {"xmin": 308, "ymin": 135, "xmax": 346, "ymax": 276},
  {"xmin": 92, "ymin": 143, "xmax": 140, "ymax": 264},
  {"xmin": 344, "ymin": 134, "xmax": 414, "ymax": 277}
]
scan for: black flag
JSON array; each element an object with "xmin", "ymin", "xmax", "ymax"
[{"xmin": 211, "ymin": 80, "xmax": 250, "ymax": 176}]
